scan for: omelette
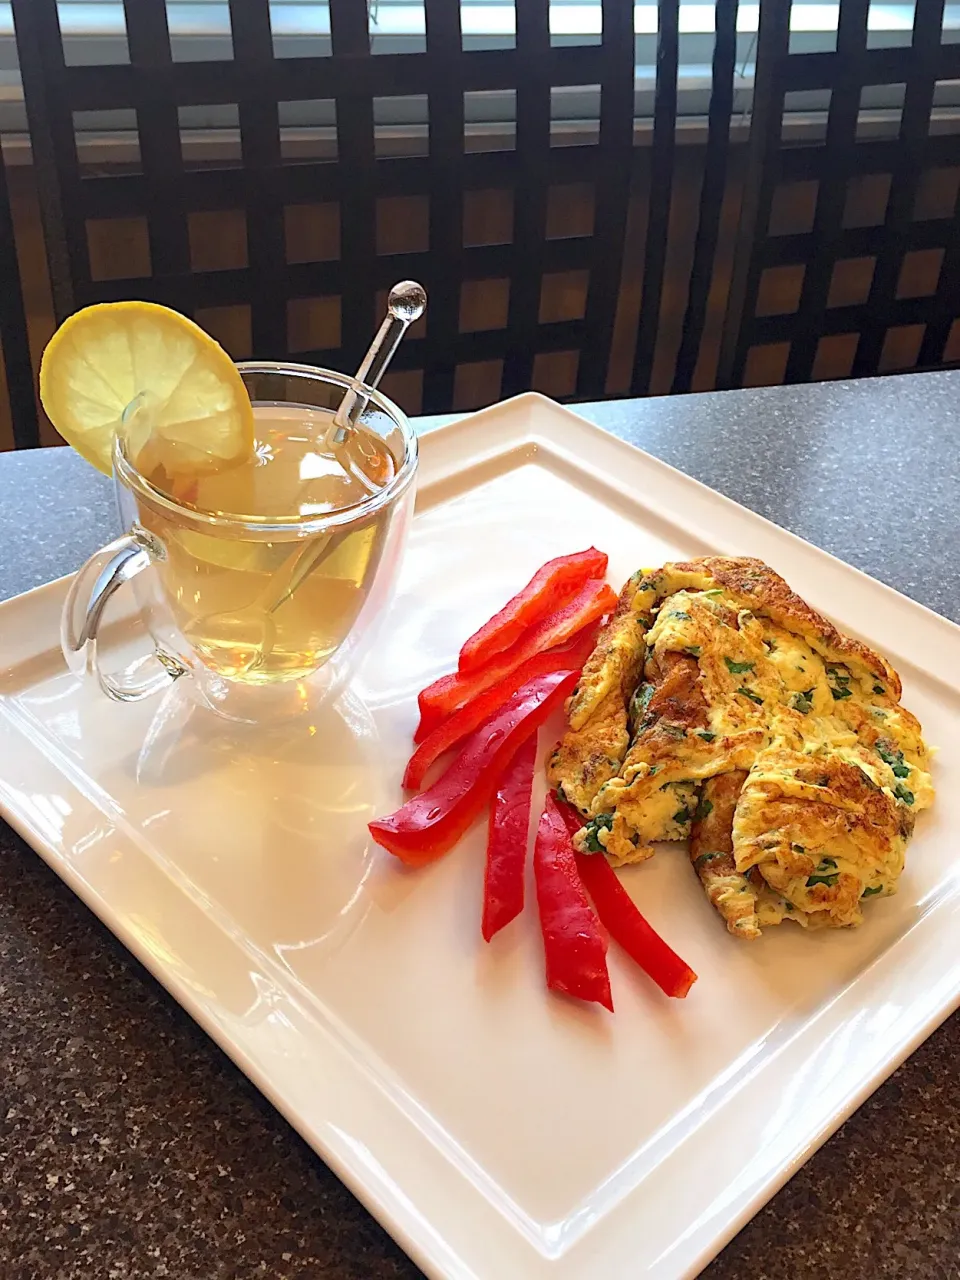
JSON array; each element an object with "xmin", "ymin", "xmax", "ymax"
[{"xmin": 548, "ymin": 557, "xmax": 934, "ymax": 939}]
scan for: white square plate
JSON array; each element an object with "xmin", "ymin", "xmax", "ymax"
[{"xmin": 1, "ymin": 393, "xmax": 958, "ymax": 1279}]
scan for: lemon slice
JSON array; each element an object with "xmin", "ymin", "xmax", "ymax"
[{"xmin": 39, "ymin": 301, "xmax": 254, "ymax": 477}]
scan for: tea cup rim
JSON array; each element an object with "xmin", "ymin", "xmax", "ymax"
[{"xmin": 113, "ymin": 360, "xmax": 418, "ymax": 541}]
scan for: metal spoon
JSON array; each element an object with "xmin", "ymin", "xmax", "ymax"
[
  {"xmin": 330, "ymin": 280, "xmax": 427, "ymax": 449},
  {"xmin": 265, "ymin": 280, "xmax": 427, "ymax": 610},
  {"xmin": 191, "ymin": 282, "xmax": 427, "ymax": 672}
]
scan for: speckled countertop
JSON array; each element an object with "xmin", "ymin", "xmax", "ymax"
[{"xmin": 1, "ymin": 374, "xmax": 958, "ymax": 1279}]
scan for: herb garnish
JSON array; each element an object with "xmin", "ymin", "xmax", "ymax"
[
  {"xmin": 694, "ymin": 795, "xmax": 714, "ymax": 821},
  {"xmin": 790, "ymin": 688, "xmax": 815, "ymax": 715},
  {"xmin": 827, "ymin": 667, "xmax": 853, "ymax": 700},
  {"xmin": 629, "ymin": 682, "xmax": 655, "ymax": 729},
  {"xmin": 582, "ymin": 813, "xmax": 614, "ymax": 853},
  {"xmin": 694, "ymin": 851, "xmax": 725, "ymax": 869},
  {"xmin": 724, "ymin": 657, "xmax": 755, "ymax": 675},
  {"xmin": 738, "ymin": 686, "xmax": 764, "ymax": 705},
  {"xmin": 806, "ymin": 857, "xmax": 839, "ymax": 888},
  {"xmin": 876, "ymin": 741, "xmax": 910, "ymax": 778}
]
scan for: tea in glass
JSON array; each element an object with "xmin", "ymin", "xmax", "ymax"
[{"xmin": 131, "ymin": 401, "xmax": 404, "ymax": 684}]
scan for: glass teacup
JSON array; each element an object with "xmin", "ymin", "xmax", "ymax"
[{"xmin": 61, "ymin": 363, "xmax": 418, "ymax": 719}]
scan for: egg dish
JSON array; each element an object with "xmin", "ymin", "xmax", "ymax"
[{"xmin": 548, "ymin": 557, "xmax": 934, "ymax": 939}]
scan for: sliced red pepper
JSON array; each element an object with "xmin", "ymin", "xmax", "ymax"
[
  {"xmin": 370, "ymin": 669, "xmax": 578, "ymax": 867},
  {"xmin": 403, "ymin": 627, "xmax": 596, "ymax": 792},
  {"xmin": 533, "ymin": 794, "xmax": 613, "ymax": 1012},
  {"xmin": 481, "ymin": 733, "xmax": 538, "ymax": 942},
  {"xmin": 574, "ymin": 852, "xmax": 697, "ymax": 998},
  {"xmin": 416, "ymin": 578, "xmax": 616, "ymax": 743},
  {"xmin": 458, "ymin": 547, "xmax": 608, "ymax": 673},
  {"xmin": 556, "ymin": 802, "xmax": 698, "ymax": 999}
]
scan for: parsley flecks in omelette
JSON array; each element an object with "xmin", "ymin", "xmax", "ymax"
[
  {"xmin": 806, "ymin": 857, "xmax": 840, "ymax": 888},
  {"xmin": 694, "ymin": 850, "xmax": 725, "ymax": 868},
  {"xmin": 579, "ymin": 813, "xmax": 614, "ymax": 853},
  {"xmin": 724, "ymin": 657, "xmax": 755, "ymax": 674},
  {"xmin": 628, "ymin": 682, "xmax": 655, "ymax": 732},
  {"xmin": 876, "ymin": 739, "xmax": 911, "ymax": 778},
  {"xmin": 546, "ymin": 556, "xmax": 934, "ymax": 939},
  {"xmin": 827, "ymin": 666, "xmax": 853, "ymax": 700}
]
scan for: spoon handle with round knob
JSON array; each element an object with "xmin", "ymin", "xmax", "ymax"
[
  {"xmin": 262, "ymin": 281, "xmax": 427, "ymax": 622},
  {"xmin": 331, "ymin": 280, "xmax": 427, "ymax": 445}
]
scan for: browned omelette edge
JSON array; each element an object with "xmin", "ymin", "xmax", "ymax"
[{"xmin": 663, "ymin": 557, "xmax": 901, "ymax": 697}]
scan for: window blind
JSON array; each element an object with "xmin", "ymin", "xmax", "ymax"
[{"xmin": 0, "ymin": 4, "xmax": 956, "ymax": 147}]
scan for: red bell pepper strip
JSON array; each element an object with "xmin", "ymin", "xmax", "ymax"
[
  {"xmin": 403, "ymin": 627, "xmax": 596, "ymax": 792},
  {"xmin": 481, "ymin": 733, "xmax": 538, "ymax": 942},
  {"xmin": 458, "ymin": 547, "xmax": 608, "ymax": 673},
  {"xmin": 555, "ymin": 802, "xmax": 698, "ymax": 999},
  {"xmin": 574, "ymin": 852, "xmax": 698, "ymax": 998},
  {"xmin": 416, "ymin": 578, "xmax": 616, "ymax": 743},
  {"xmin": 533, "ymin": 794, "xmax": 613, "ymax": 1012},
  {"xmin": 370, "ymin": 669, "xmax": 578, "ymax": 867}
]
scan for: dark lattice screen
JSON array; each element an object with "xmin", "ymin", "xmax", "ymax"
[
  {"xmin": 670, "ymin": 0, "xmax": 739, "ymax": 394},
  {"xmin": 0, "ymin": 142, "xmax": 39, "ymax": 448},
  {"xmin": 13, "ymin": 0, "xmax": 725, "ymax": 415},
  {"xmin": 719, "ymin": 0, "xmax": 960, "ymax": 388}
]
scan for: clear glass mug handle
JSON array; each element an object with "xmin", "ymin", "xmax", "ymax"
[{"xmin": 60, "ymin": 530, "xmax": 188, "ymax": 702}]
